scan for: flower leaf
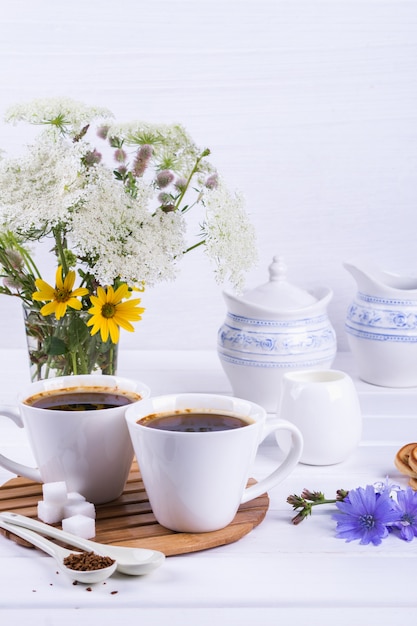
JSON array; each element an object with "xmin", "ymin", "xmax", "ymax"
[{"xmin": 44, "ymin": 336, "xmax": 67, "ymax": 356}]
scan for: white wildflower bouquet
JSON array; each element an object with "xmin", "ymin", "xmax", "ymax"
[{"xmin": 0, "ymin": 97, "xmax": 257, "ymax": 379}]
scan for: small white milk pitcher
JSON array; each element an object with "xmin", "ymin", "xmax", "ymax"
[{"xmin": 276, "ymin": 369, "xmax": 362, "ymax": 465}]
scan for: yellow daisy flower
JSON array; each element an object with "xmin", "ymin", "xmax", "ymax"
[
  {"xmin": 87, "ymin": 283, "xmax": 145, "ymax": 344},
  {"xmin": 32, "ymin": 266, "xmax": 89, "ymax": 320}
]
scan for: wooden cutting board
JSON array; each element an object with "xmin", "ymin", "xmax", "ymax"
[{"xmin": 0, "ymin": 461, "xmax": 269, "ymax": 556}]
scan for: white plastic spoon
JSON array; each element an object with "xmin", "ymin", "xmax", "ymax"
[
  {"xmin": 0, "ymin": 511, "xmax": 165, "ymax": 575},
  {"xmin": 0, "ymin": 518, "xmax": 117, "ymax": 584}
]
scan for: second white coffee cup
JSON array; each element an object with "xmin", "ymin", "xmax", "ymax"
[{"xmin": 125, "ymin": 393, "xmax": 303, "ymax": 533}]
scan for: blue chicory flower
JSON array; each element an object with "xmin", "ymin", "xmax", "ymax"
[
  {"xmin": 390, "ymin": 486, "xmax": 417, "ymax": 542},
  {"xmin": 373, "ymin": 476, "xmax": 401, "ymax": 497},
  {"xmin": 332, "ymin": 484, "xmax": 400, "ymax": 546}
]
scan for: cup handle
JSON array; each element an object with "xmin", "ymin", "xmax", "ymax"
[
  {"xmin": 0, "ymin": 405, "xmax": 42, "ymax": 482},
  {"xmin": 240, "ymin": 419, "xmax": 303, "ymax": 504}
]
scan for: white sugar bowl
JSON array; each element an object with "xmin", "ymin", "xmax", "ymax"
[{"xmin": 217, "ymin": 256, "xmax": 337, "ymax": 412}]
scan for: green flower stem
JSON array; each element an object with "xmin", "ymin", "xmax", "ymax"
[
  {"xmin": 43, "ymin": 343, "xmax": 53, "ymax": 380},
  {"xmin": 17, "ymin": 243, "xmax": 42, "ymax": 280},
  {"xmin": 44, "ymin": 316, "xmax": 66, "ymax": 378},
  {"xmin": 70, "ymin": 350, "xmax": 79, "ymax": 375},
  {"xmin": 53, "ymin": 226, "xmax": 69, "ymax": 275},
  {"xmin": 44, "ymin": 361, "xmax": 52, "ymax": 380},
  {"xmin": 178, "ymin": 198, "xmax": 200, "ymax": 215},
  {"xmin": 70, "ymin": 349, "xmax": 77, "ymax": 375},
  {"xmin": 287, "ymin": 489, "xmax": 349, "ymax": 525},
  {"xmin": 104, "ymin": 344, "xmax": 115, "ymax": 375},
  {"xmin": 174, "ymin": 148, "xmax": 210, "ymax": 211},
  {"xmin": 184, "ymin": 239, "xmax": 205, "ymax": 255}
]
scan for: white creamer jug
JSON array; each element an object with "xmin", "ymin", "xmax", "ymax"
[
  {"xmin": 344, "ymin": 259, "xmax": 417, "ymax": 387},
  {"xmin": 217, "ymin": 256, "xmax": 337, "ymax": 412}
]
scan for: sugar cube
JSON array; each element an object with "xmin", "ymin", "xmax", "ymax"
[
  {"xmin": 42, "ymin": 481, "xmax": 68, "ymax": 505},
  {"xmin": 62, "ymin": 514, "xmax": 95, "ymax": 539},
  {"xmin": 66, "ymin": 492, "xmax": 86, "ymax": 503},
  {"xmin": 63, "ymin": 500, "xmax": 96, "ymax": 520},
  {"xmin": 37, "ymin": 500, "xmax": 65, "ymax": 524}
]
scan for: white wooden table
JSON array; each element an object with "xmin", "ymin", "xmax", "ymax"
[{"xmin": 0, "ymin": 349, "xmax": 416, "ymax": 625}]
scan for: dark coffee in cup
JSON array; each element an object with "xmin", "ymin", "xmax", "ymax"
[
  {"xmin": 24, "ymin": 387, "xmax": 142, "ymax": 411},
  {"xmin": 138, "ymin": 411, "xmax": 254, "ymax": 432}
]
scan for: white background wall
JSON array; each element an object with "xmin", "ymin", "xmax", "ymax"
[{"xmin": 1, "ymin": 0, "xmax": 417, "ymax": 354}]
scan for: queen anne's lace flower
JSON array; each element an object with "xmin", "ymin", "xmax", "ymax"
[
  {"xmin": 0, "ymin": 135, "xmax": 89, "ymax": 235},
  {"xmin": 67, "ymin": 167, "xmax": 186, "ymax": 286},
  {"xmin": 202, "ymin": 180, "xmax": 258, "ymax": 290},
  {"xmin": 5, "ymin": 97, "xmax": 113, "ymax": 134},
  {"xmin": 0, "ymin": 97, "xmax": 257, "ymax": 293}
]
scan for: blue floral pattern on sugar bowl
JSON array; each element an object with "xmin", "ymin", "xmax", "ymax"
[
  {"xmin": 217, "ymin": 256, "xmax": 337, "ymax": 412},
  {"xmin": 344, "ymin": 260, "xmax": 417, "ymax": 387}
]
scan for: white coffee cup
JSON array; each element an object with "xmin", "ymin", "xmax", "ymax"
[
  {"xmin": 0, "ymin": 374, "xmax": 150, "ymax": 503},
  {"xmin": 125, "ymin": 393, "xmax": 303, "ymax": 533},
  {"xmin": 277, "ymin": 369, "xmax": 362, "ymax": 465}
]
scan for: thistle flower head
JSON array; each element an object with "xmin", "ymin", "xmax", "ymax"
[
  {"xmin": 116, "ymin": 165, "xmax": 128, "ymax": 176},
  {"xmin": 114, "ymin": 148, "xmax": 127, "ymax": 163},
  {"xmin": 83, "ymin": 149, "xmax": 102, "ymax": 166},
  {"xmin": 3, "ymin": 276, "xmax": 22, "ymax": 290},
  {"xmin": 175, "ymin": 177, "xmax": 188, "ymax": 191},
  {"xmin": 5, "ymin": 249, "xmax": 24, "ymax": 270},
  {"xmin": 156, "ymin": 169, "xmax": 175, "ymax": 189},
  {"xmin": 132, "ymin": 144, "xmax": 153, "ymax": 177},
  {"xmin": 97, "ymin": 124, "xmax": 110, "ymax": 140},
  {"xmin": 205, "ymin": 173, "xmax": 218, "ymax": 189},
  {"xmin": 138, "ymin": 144, "xmax": 153, "ymax": 160}
]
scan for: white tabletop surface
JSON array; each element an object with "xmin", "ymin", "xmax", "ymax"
[{"xmin": 1, "ymin": 349, "xmax": 417, "ymax": 624}]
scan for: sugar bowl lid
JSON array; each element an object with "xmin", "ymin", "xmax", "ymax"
[{"xmin": 242, "ymin": 256, "xmax": 317, "ymax": 310}]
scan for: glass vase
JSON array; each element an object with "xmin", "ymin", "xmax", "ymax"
[{"xmin": 23, "ymin": 306, "xmax": 118, "ymax": 381}]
